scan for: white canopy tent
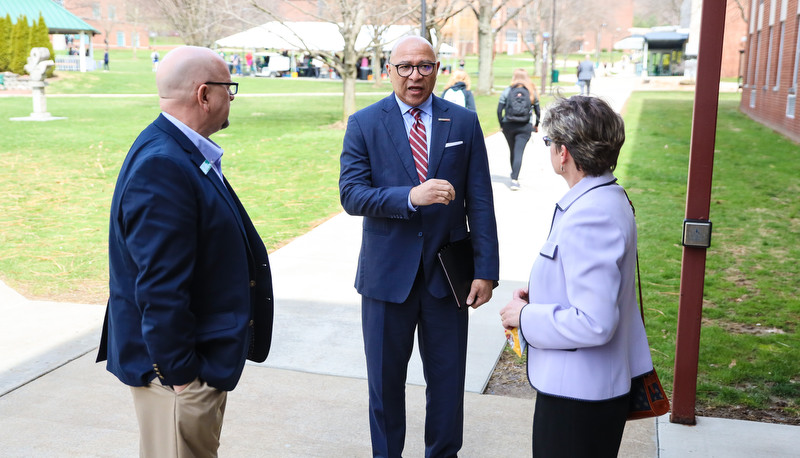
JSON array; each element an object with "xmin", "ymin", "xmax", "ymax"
[{"xmin": 215, "ymin": 22, "xmax": 416, "ymax": 53}]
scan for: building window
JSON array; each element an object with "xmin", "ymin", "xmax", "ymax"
[
  {"xmin": 775, "ymin": 21, "xmax": 785, "ymax": 90},
  {"xmin": 92, "ymin": 3, "xmax": 100, "ymax": 19},
  {"xmin": 506, "ymin": 30, "xmax": 518, "ymax": 42},
  {"xmin": 109, "ymin": 5, "xmax": 116, "ymax": 21},
  {"xmin": 754, "ymin": 31, "xmax": 763, "ymax": 91},
  {"xmin": 116, "ymin": 31, "xmax": 125, "ymax": 47},
  {"xmin": 786, "ymin": 14, "xmax": 800, "ymax": 113},
  {"xmin": 747, "ymin": 35, "xmax": 757, "ymax": 87},
  {"xmin": 765, "ymin": 26, "xmax": 774, "ymax": 89},
  {"xmin": 524, "ymin": 31, "xmax": 535, "ymax": 43}
]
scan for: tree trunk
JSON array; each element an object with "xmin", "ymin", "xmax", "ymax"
[
  {"xmin": 371, "ymin": 46, "xmax": 383, "ymax": 87},
  {"xmin": 476, "ymin": 7, "xmax": 495, "ymax": 95},
  {"xmin": 341, "ymin": 43, "xmax": 359, "ymax": 120},
  {"xmin": 342, "ymin": 73, "xmax": 357, "ymax": 120}
]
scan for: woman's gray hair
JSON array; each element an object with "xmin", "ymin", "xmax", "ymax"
[{"xmin": 541, "ymin": 96, "xmax": 625, "ymax": 176}]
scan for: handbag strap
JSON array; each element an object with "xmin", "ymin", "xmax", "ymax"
[{"xmin": 623, "ymin": 188, "xmax": 646, "ymax": 327}]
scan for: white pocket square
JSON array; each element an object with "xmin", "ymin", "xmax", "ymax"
[{"xmin": 445, "ymin": 141, "xmax": 463, "ymax": 148}]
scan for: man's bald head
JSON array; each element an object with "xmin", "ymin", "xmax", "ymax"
[
  {"xmin": 157, "ymin": 46, "xmax": 227, "ymax": 102},
  {"xmin": 391, "ymin": 35, "xmax": 435, "ymax": 57},
  {"xmin": 155, "ymin": 46, "xmax": 234, "ymax": 138}
]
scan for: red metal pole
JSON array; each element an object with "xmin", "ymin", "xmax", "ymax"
[{"xmin": 671, "ymin": 0, "xmax": 728, "ymax": 425}]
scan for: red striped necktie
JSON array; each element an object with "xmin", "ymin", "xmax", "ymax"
[{"xmin": 408, "ymin": 107, "xmax": 428, "ymax": 182}]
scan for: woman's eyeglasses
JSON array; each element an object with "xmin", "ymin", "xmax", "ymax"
[{"xmin": 543, "ymin": 136, "xmax": 552, "ymax": 147}]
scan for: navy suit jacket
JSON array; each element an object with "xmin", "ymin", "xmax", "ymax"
[
  {"xmin": 97, "ymin": 114, "xmax": 274, "ymax": 392},
  {"xmin": 339, "ymin": 95, "xmax": 499, "ymax": 303}
]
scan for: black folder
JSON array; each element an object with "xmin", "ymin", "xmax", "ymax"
[{"xmin": 437, "ymin": 237, "xmax": 476, "ymax": 310}]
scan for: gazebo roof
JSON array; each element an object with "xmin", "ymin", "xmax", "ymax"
[{"xmin": 0, "ymin": 0, "xmax": 99, "ymax": 35}]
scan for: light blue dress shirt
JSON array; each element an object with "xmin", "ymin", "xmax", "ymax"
[
  {"xmin": 161, "ymin": 112, "xmax": 225, "ymax": 183},
  {"xmin": 394, "ymin": 95, "xmax": 434, "ymax": 211}
]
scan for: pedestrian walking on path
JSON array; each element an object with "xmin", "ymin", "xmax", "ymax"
[
  {"xmin": 497, "ymin": 68, "xmax": 540, "ymax": 190},
  {"xmin": 577, "ymin": 55, "xmax": 595, "ymax": 95}
]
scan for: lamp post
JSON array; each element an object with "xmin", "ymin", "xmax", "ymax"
[
  {"xmin": 595, "ymin": 23, "xmax": 606, "ymax": 65},
  {"xmin": 541, "ymin": 32, "xmax": 549, "ymax": 95},
  {"xmin": 421, "ymin": 0, "xmax": 427, "ymax": 38},
  {"xmin": 550, "ymin": 0, "xmax": 556, "ymax": 93}
]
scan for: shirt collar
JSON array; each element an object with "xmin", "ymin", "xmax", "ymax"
[
  {"xmin": 161, "ymin": 112, "xmax": 224, "ymax": 171},
  {"xmin": 394, "ymin": 94, "xmax": 434, "ymax": 118},
  {"xmin": 556, "ymin": 171, "xmax": 618, "ymax": 212}
]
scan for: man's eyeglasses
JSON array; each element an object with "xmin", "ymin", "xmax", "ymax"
[
  {"xmin": 543, "ymin": 136, "xmax": 552, "ymax": 147},
  {"xmin": 390, "ymin": 63, "xmax": 435, "ymax": 78},
  {"xmin": 205, "ymin": 81, "xmax": 238, "ymax": 95}
]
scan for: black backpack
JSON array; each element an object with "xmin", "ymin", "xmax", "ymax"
[{"xmin": 504, "ymin": 86, "xmax": 531, "ymax": 123}]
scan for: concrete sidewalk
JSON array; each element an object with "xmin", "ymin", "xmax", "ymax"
[{"xmin": 1, "ymin": 75, "xmax": 798, "ymax": 456}]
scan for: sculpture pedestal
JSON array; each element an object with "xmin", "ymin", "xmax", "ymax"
[
  {"xmin": 31, "ymin": 83, "xmax": 50, "ymax": 118},
  {"xmin": 9, "ymin": 81, "xmax": 66, "ymax": 122}
]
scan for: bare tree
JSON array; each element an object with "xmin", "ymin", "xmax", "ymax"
[
  {"xmin": 123, "ymin": 0, "xmax": 148, "ymax": 57},
  {"xmin": 471, "ymin": 0, "xmax": 538, "ymax": 95},
  {"xmin": 362, "ymin": 0, "xmax": 419, "ymax": 88},
  {"xmin": 152, "ymin": 0, "xmax": 232, "ymax": 47},
  {"xmin": 730, "ymin": 0, "xmax": 749, "ymax": 23},
  {"xmin": 250, "ymin": 0, "xmax": 415, "ymax": 120},
  {"xmin": 423, "ymin": 0, "xmax": 472, "ymax": 56},
  {"xmin": 633, "ymin": 0, "xmax": 682, "ymax": 27}
]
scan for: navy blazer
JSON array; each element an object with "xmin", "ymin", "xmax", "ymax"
[
  {"xmin": 97, "ymin": 114, "xmax": 274, "ymax": 392},
  {"xmin": 339, "ymin": 95, "xmax": 499, "ymax": 303}
]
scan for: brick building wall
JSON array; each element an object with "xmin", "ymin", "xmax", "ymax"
[
  {"xmin": 722, "ymin": 1, "xmax": 748, "ymax": 78},
  {"xmin": 740, "ymin": 0, "xmax": 800, "ymax": 143},
  {"xmin": 62, "ymin": 0, "xmax": 150, "ymax": 50}
]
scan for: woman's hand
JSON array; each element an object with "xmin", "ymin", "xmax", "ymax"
[{"xmin": 500, "ymin": 288, "xmax": 529, "ymax": 330}]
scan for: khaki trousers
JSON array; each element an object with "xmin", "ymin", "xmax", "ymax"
[{"xmin": 130, "ymin": 377, "xmax": 227, "ymax": 458}]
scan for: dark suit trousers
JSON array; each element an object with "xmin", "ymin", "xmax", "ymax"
[
  {"xmin": 502, "ymin": 122, "xmax": 533, "ymax": 180},
  {"xmin": 362, "ymin": 268, "xmax": 469, "ymax": 458}
]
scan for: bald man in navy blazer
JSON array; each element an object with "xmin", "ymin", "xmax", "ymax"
[
  {"xmin": 97, "ymin": 46, "xmax": 273, "ymax": 456},
  {"xmin": 340, "ymin": 36, "xmax": 499, "ymax": 457}
]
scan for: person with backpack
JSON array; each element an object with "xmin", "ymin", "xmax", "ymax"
[
  {"xmin": 497, "ymin": 68, "xmax": 541, "ymax": 190},
  {"xmin": 441, "ymin": 70, "xmax": 476, "ymax": 111}
]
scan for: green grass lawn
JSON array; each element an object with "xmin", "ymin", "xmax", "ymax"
[
  {"xmin": 618, "ymin": 92, "xmax": 800, "ymax": 420},
  {"xmin": 1, "ymin": 51, "xmax": 797, "ymax": 421}
]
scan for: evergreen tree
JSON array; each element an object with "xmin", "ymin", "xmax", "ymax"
[
  {"xmin": 9, "ymin": 15, "xmax": 30, "ymax": 75},
  {"xmin": 0, "ymin": 15, "xmax": 11, "ymax": 72},
  {"xmin": 30, "ymin": 14, "xmax": 55, "ymax": 77}
]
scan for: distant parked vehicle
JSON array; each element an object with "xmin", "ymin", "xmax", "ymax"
[{"xmin": 255, "ymin": 52, "xmax": 291, "ymax": 77}]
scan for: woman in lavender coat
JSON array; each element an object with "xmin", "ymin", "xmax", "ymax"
[{"xmin": 500, "ymin": 96, "xmax": 655, "ymax": 457}]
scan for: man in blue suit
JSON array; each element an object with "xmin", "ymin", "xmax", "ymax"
[
  {"xmin": 97, "ymin": 46, "xmax": 274, "ymax": 457},
  {"xmin": 339, "ymin": 36, "xmax": 499, "ymax": 457}
]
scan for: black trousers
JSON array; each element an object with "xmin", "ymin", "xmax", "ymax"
[
  {"xmin": 532, "ymin": 391, "xmax": 629, "ymax": 458},
  {"xmin": 501, "ymin": 122, "xmax": 532, "ymax": 180}
]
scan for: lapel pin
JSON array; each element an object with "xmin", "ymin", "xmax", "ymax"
[
  {"xmin": 200, "ymin": 160, "xmax": 212, "ymax": 175},
  {"xmin": 438, "ymin": 118, "xmax": 451, "ymax": 122}
]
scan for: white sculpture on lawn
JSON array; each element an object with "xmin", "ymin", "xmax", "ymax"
[{"xmin": 24, "ymin": 47, "xmax": 55, "ymax": 119}]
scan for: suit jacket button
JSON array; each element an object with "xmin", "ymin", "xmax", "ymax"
[
  {"xmin": 418, "ymin": 232, "xmax": 423, "ymax": 237},
  {"xmin": 249, "ymin": 280, "xmax": 256, "ymax": 287}
]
